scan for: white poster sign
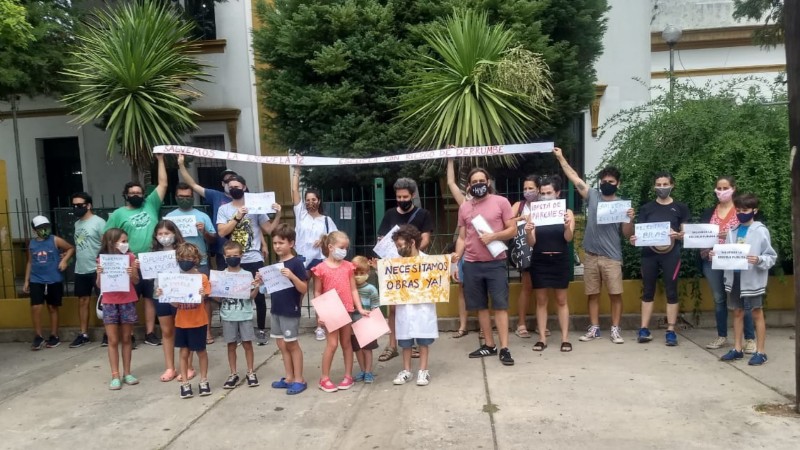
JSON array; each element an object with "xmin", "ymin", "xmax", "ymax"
[
  {"xmin": 244, "ymin": 192, "xmax": 276, "ymax": 215},
  {"xmin": 157, "ymin": 273, "xmax": 203, "ymax": 303},
  {"xmin": 634, "ymin": 222, "xmax": 672, "ymax": 247},
  {"xmin": 683, "ymin": 224, "xmax": 720, "ymax": 249},
  {"xmin": 470, "ymin": 215, "xmax": 507, "ymax": 258},
  {"xmin": 712, "ymin": 244, "xmax": 752, "ymax": 271},
  {"xmin": 209, "ymin": 270, "xmax": 253, "ymax": 300},
  {"xmin": 373, "ymin": 225, "xmax": 400, "ymax": 259},
  {"xmin": 165, "ymin": 215, "xmax": 198, "ymax": 237},
  {"xmin": 596, "ymin": 200, "xmax": 631, "ymax": 225},
  {"xmin": 139, "ymin": 250, "xmax": 179, "ymax": 280},
  {"xmin": 99, "ymin": 254, "xmax": 130, "ymax": 293},
  {"xmin": 528, "ymin": 199, "xmax": 566, "ymax": 227},
  {"xmin": 258, "ymin": 263, "xmax": 295, "ymax": 294}
]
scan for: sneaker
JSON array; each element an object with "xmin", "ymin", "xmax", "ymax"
[
  {"xmin": 246, "ymin": 372, "xmax": 259, "ymax": 387},
  {"xmin": 69, "ymin": 334, "xmax": 90, "ymax": 348},
  {"xmin": 318, "ymin": 378, "xmax": 338, "ymax": 393},
  {"xmin": 180, "ymin": 383, "xmax": 194, "ymax": 399},
  {"xmin": 364, "ymin": 372, "xmax": 375, "ymax": 384},
  {"xmin": 748, "ymin": 352, "xmax": 768, "ymax": 366},
  {"xmin": 468, "ymin": 344, "xmax": 497, "ymax": 358},
  {"xmin": 393, "ymin": 369, "xmax": 413, "ymax": 385},
  {"xmin": 720, "ymin": 349, "xmax": 744, "ymax": 361},
  {"xmin": 223, "ymin": 374, "xmax": 240, "ymax": 389},
  {"xmin": 337, "ymin": 376, "xmax": 354, "ymax": 390},
  {"xmin": 46, "ymin": 335, "xmax": 60, "ymax": 348},
  {"xmin": 499, "ymin": 348, "xmax": 515, "ymax": 366},
  {"xmin": 123, "ymin": 374, "xmax": 139, "ymax": 385},
  {"xmin": 706, "ymin": 336, "xmax": 727, "ymax": 349},
  {"xmin": 637, "ymin": 328, "xmax": 653, "ymax": 343},
  {"xmin": 578, "ymin": 325, "xmax": 600, "ymax": 342},
  {"xmin": 610, "ymin": 326, "xmax": 625, "ymax": 344},
  {"xmin": 31, "ymin": 335, "xmax": 45, "ymax": 351},
  {"xmin": 416, "ymin": 369, "xmax": 430, "ymax": 386},
  {"xmin": 144, "ymin": 332, "xmax": 161, "ymax": 346},
  {"xmin": 198, "ymin": 380, "xmax": 211, "ymax": 396},
  {"xmin": 101, "ymin": 333, "xmax": 108, "ymax": 347},
  {"xmin": 315, "ymin": 327, "xmax": 326, "ymax": 341},
  {"xmin": 257, "ymin": 330, "xmax": 268, "ymax": 346},
  {"xmin": 354, "ymin": 371, "xmax": 366, "ymax": 382},
  {"xmin": 743, "ymin": 339, "xmax": 757, "ymax": 354},
  {"xmin": 665, "ymin": 330, "xmax": 678, "ymax": 346},
  {"xmin": 109, "ymin": 378, "xmax": 122, "ymax": 390}
]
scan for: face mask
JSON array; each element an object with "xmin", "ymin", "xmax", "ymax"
[
  {"xmin": 397, "ymin": 200, "xmax": 413, "ymax": 212},
  {"xmin": 539, "ymin": 194, "xmax": 557, "ymax": 201},
  {"xmin": 225, "ymin": 256, "xmax": 241, "ymax": 267},
  {"xmin": 127, "ymin": 195, "xmax": 144, "ymax": 208},
  {"xmin": 305, "ymin": 202, "xmax": 318, "ymax": 213},
  {"xmin": 655, "ymin": 187, "xmax": 672, "ymax": 199},
  {"xmin": 469, "ymin": 183, "xmax": 488, "ymax": 198},
  {"xmin": 117, "ymin": 242, "xmax": 129, "ymax": 254},
  {"xmin": 176, "ymin": 198, "xmax": 193, "ymax": 210},
  {"xmin": 331, "ymin": 247, "xmax": 347, "ymax": 261},
  {"xmin": 157, "ymin": 235, "xmax": 175, "ymax": 246},
  {"xmin": 736, "ymin": 212, "xmax": 755, "ymax": 223},
  {"xmin": 229, "ymin": 188, "xmax": 245, "ymax": 200},
  {"xmin": 354, "ymin": 274, "xmax": 369, "ymax": 284},
  {"xmin": 397, "ymin": 245, "xmax": 414, "ymax": 258},
  {"xmin": 523, "ymin": 191, "xmax": 539, "ymax": 202},
  {"xmin": 178, "ymin": 260, "xmax": 196, "ymax": 272},
  {"xmin": 599, "ymin": 182, "xmax": 618, "ymax": 196},
  {"xmin": 72, "ymin": 205, "xmax": 88, "ymax": 217},
  {"xmin": 35, "ymin": 228, "xmax": 51, "ymax": 239},
  {"xmin": 715, "ymin": 189, "xmax": 733, "ymax": 202}
]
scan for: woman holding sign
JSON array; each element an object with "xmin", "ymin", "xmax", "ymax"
[
  {"xmin": 630, "ymin": 172, "xmax": 690, "ymax": 346},
  {"xmin": 524, "ymin": 175, "xmax": 575, "ymax": 352}
]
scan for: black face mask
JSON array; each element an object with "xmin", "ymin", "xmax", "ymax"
[
  {"xmin": 127, "ymin": 195, "xmax": 144, "ymax": 208},
  {"xmin": 469, "ymin": 183, "xmax": 488, "ymax": 198},
  {"xmin": 397, "ymin": 200, "xmax": 413, "ymax": 211},
  {"xmin": 178, "ymin": 260, "xmax": 196, "ymax": 272},
  {"xmin": 72, "ymin": 205, "xmax": 88, "ymax": 217},
  {"xmin": 599, "ymin": 182, "xmax": 618, "ymax": 196},
  {"xmin": 229, "ymin": 188, "xmax": 245, "ymax": 200},
  {"xmin": 225, "ymin": 257, "xmax": 241, "ymax": 267}
]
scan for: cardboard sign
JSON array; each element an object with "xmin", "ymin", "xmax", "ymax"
[
  {"xmin": 508, "ymin": 221, "xmax": 532, "ymax": 270},
  {"xmin": 311, "ymin": 289, "xmax": 352, "ymax": 332},
  {"xmin": 712, "ymin": 244, "xmax": 752, "ymax": 271},
  {"xmin": 377, "ymin": 255, "xmax": 450, "ymax": 305},
  {"xmin": 373, "ymin": 225, "xmax": 400, "ymax": 259},
  {"xmin": 634, "ymin": 222, "xmax": 671, "ymax": 247},
  {"xmin": 528, "ymin": 199, "xmax": 566, "ymax": 227},
  {"xmin": 210, "ymin": 270, "xmax": 253, "ymax": 300},
  {"xmin": 139, "ymin": 250, "xmax": 179, "ymax": 280},
  {"xmin": 257, "ymin": 263, "xmax": 295, "ymax": 294},
  {"xmin": 158, "ymin": 273, "xmax": 203, "ymax": 303},
  {"xmin": 244, "ymin": 192, "xmax": 276, "ymax": 215},
  {"xmin": 683, "ymin": 224, "xmax": 720, "ymax": 249},
  {"xmin": 352, "ymin": 308, "xmax": 390, "ymax": 348},
  {"xmin": 470, "ymin": 214, "xmax": 508, "ymax": 258},
  {"xmin": 99, "ymin": 254, "xmax": 129, "ymax": 293},
  {"xmin": 596, "ymin": 200, "xmax": 632, "ymax": 225},
  {"xmin": 165, "ymin": 215, "xmax": 198, "ymax": 237}
]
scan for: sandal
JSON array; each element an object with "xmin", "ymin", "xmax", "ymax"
[
  {"xmin": 411, "ymin": 346, "xmax": 420, "ymax": 359},
  {"xmin": 515, "ymin": 326, "xmax": 531, "ymax": 339},
  {"xmin": 560, "ymin": 342, "xmax": 573, "ymax": 352},
  {"xmin": 160, "ymin": 369, "xmax": 177, "ymax": 382},
  {"xmin": 206, "ymin": 337, "xmax": 215, "ymax": 345},
  {"xmin": 287, "ymin": 381, "xmax": 307, "ymax": 395},
  {"xmin": 479, "ymin": 330, "xmax": 485, "ymax": 340},
  {"xmin": 532, "ymin": 341, "xmax": 547, "ymax": 352},
  {"xmin": 452, "ymin": 329, "xmax": 469, "ymax": 339},
  {"xmin": 378, "ymin": 347, "xmax": 398, "ymax": 362}
]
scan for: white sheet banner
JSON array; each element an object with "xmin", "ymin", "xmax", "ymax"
[{"xmin": 152, "ymin": 142, "xmax": 554, "ymax": 166}]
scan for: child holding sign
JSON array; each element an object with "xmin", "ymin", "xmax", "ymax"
[
  {"xmin": 96, "ymin": 228, "xmax": 139, "ymax": 390},
  {"xmin": 351, "ymin": 256, "xmax": 380, "ymax": 384}
]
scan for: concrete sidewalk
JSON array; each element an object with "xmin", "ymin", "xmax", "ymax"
[{"xmin": 0, "ymin": 327, "xmax": 797, "ymax": 449}]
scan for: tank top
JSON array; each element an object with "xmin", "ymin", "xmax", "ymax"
[
  {"xmin": 29, "ymin": 235, "xmax": 62, "ymax": 284},
  {"xmin": 532, "ymin": 224, "xmax": 568, "ymax": 253}
]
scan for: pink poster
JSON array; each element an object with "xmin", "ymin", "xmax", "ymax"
[
  {"xmin": 311, "ymin": 289, "xmax": 352, "ymax": 332},
  {"xmin": 352, "ymin": 308, "xmax": 390, "ymax": 348}
]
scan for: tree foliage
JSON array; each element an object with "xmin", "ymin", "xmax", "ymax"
[
  {"xmin": 733, "ymin": 0, "xmax": 784, "ymax": 46},
  {"xmin": 0, "ymin": 0, "xmax": 34, "ymax": 48}
]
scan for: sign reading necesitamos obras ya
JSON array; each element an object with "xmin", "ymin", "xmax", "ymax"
[
  {"xmin": 377, "ymin": 255, "xmax": 451, "ymax": 305},
  {"xmin": 152, "ymin": 142, "xmax": 554, "ymax": 166}
]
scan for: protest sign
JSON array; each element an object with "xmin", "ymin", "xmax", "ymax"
[
  {"xmin": 258, "ymin": 263, "xmax": 295, "ymax": 294},
  {"xmin": 596, "ymin": 200, "xmax": 632, "ymax": 225},
  {"xmin": 377, "ymin": 255, "xmax": 450, "ymax": 305},
  {"xmin": 158, "ymin": 273, "xmax": 203, "ymax": 303},
  {"xmin": 164, "ymin": 215, "xmax": 198, "ymax": 237},
  {"xmin": 528, "ymin": 199, "xmax": 566, "ymax": 227},
  {"xmin": 99, "ymin": 254, "xmax": 129, "ymax": 293},
  {"xmin": 311, "ymin": 289, "xmax": 352, "ymax": 332},
  {"xmin": 209, "ymin": 270, "xmax": 253, "ymax": 300},
  {"xmin": 508, "ymin": 220, "xmax": 532, "ymax": 270},
  {"xmin": 683, "ymin": 224, "xmax": 720, "ymax": 249},
  {"xmin": 634, "ymin": 222, "xmax": 672, "ymax": 247},
  {"xmin": 352, "ymin": 308, "xmax": 390, "ymax": 348},
  {"xmin": 470, "ymin": 215, "xmax": 508, "ymax": 258},
  {"xmin": 139, "ymin": 250, "xmax": 179, "ymax": 280},
  {"xmin": 712, "ymin": 244, "xmax": 751, "ymax": 271},
  {"xmin": 373, "ymin": 225, "xmax": 400, "ymax": 259},
  {"xmin": 244, "ymin": 192, "xmax": 276, "ymax": 215}
]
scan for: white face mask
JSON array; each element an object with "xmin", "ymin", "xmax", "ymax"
[
  {"xmin": 117, "ymin": 242, "xmax": 129, "ymax": 254},
  {"xmin": 157, "ymin": 235, "xmax": 175, "ymax": 246},
  {"xmin": 332, "ymin": 247, "xmax": 347, "ymax": 261},
  {"xmin": 539, "ymin": 194, "xmax": 557, "ymax": 201}
]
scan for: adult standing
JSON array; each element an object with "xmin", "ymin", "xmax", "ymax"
[
  {"xmin": 700, "ymin": 176, "xmax": 755, "ymax": 352},
  {"xmin": 376, "ymin": 178, "xmax": 435, "ymax": 362},
  {"xmin": 216, "ymin": 175, "xmax": 282, "ymax": 344},
  {"xmin": 553, "ymin": 148, "xmax": 634, "ymax": 344},
  {"xmin": 290, "ymin": 166, "xmax": 338, "ymax": 341},
  {"xmin": 630, "ymin": 172, "xmax": 690, "ymax": 346},
  {"xmin": 454, "ymin": 168, "xmax": 517, "ymax": 366},
  {"xmin": 510, "ymin": 175, "xmax": 541, "ymax": 339},
  {"xmin": 69, "ymin": 192, "xmax": 106, "ymax": 348},
  {"xmin": 104, "ymin": 154, "xmax": 168, "ymax": 346}
]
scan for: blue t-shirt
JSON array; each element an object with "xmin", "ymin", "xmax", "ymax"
[
  {"xmin": 202, "ymin": 189, "xmax": 232, "ymax": 253},
  {"xmin": 734, "ymin": 225, "xmax": 750, "ymax": 273},
  {"xmin": 29, "ymin": 236, "xmax": 62, "ymax": 284},
  {"xmin": 165, "ymin": 208, "xmax": 216, "ymax": 265},
  {"xmin": 268, "ymin": 256, "xmax": 307, "ymax": 317}
]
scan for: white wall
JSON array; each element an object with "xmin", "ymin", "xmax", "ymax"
[{"xmin": 651, "ymin": 0, "xmax": 761, "ymax": 30}]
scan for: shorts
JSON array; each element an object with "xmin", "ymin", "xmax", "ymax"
[
  {"xmin": 150, "ymin": 297, "xmax": 177, "ymax": 317},
  {"xmin": 728, "ymin": 273, "xmax": 763, "ymax": 310},
  {"xmin": 350, "ymin": 329, "xmax": 379, "ymax": 351},
  {"xmin": 398, "ymin": 338, "xmax": 435, "ymax": 348},
  {"xmin": 270, "ymin": 314, "xmax": 300, "ymax": 342},
  {"xmin": 529, "ymin": 252, "xmax": 570, "ymax": 289},
  {"xmin": 102, "ymin": 302, "xmax": 138, "ymax": 325},
  {"xmin": 175, "ymin": 325, "xmax": 208, "ymax": 352},
  {"xmin": 462, "ymin": 260, "xmax": 509, "ymax": 311},
  {"xmin": 74, "ymin": 272, "xmax": 99, "ymax": 297},
  {"xmin": 583, "ymin": 252, "xmax": 623, "ymax": 295},
  {"xmin": 29, "ymin": 282, "xmax": 64, "ymax": 307},
  {"xmin": 456, "ymin": 258, "xmax": 464, "ymax": 285},
  {"xmin": 135, "ymin": 276, "xmax": 154, "ymax": 299},
  {"xmin": 222, "ymin": 320, "xmax": 257, "ymax": 343}
]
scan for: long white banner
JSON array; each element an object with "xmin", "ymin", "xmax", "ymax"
[{"xmin": 152, "ymin": 142, "xmax": 554, "ymax": 166}]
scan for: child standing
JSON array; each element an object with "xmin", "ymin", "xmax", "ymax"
[
  {"xmin": 96, "ymin": 228, "xmax": 140, "ymax": 389},
  {"xmin": 218, "ymin": 241, "xmax": 259, "ymax": 389},
  {"xmin": 264, "ymin": 224, "xmax": 308, "ymax": 395},
  {"xmin": 157, "ymin": 243, "xmax": 212, "ymax": 398},
  {"xmin": 23, "ymin": 215, "xmax": 74, "ymax": 350},
  {"xmin": 312, "ymin": 231, "xmax": 370, "ymax": 392},
  {"xmin": 351, "ymin": 256, "xmax": 380, "ymax": 384},
  {"xmin": 717, "ymin": 194, "xmax": 776, "ymax": 366},
  {"xmin": 391, "ymin": 225, "xmax": 438, "ymax": 386}
]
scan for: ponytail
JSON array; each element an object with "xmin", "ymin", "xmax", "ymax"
[{"xmin": 320, "ymin": 230, "xmax": 348, "ymax": 257}]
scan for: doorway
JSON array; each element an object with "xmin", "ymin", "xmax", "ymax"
[{"xmin": 39, "ymin": 137, "xmax": 84, "ymax": 211}]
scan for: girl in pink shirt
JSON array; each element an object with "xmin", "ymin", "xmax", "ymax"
[{"xmin": 311, "ymin": 231, "xmax": 370, "ymax": 393}]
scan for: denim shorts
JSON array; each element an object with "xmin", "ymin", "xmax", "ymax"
[
  {"xmin": 102, "ymin": 302, "xmax": 138, "ymax": 325},
  {"xmin": 398, "ymin": 338, "xmax": 435, "ymax": 348}
]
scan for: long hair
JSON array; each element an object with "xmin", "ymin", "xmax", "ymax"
[
  {"xmin": 151, "ymin": 219, "xmax": 186, "ymax": 251},
  {"xmin": 99, "ymin": 228, "xmax": 128, "ymax": 255}
]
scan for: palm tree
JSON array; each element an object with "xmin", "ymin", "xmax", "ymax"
[
  {"xmin": 398, "ymin": 9, "xmax": 552, "ymax": 168},
  {"xmin": 61, "ymin": 0, "xmax": 208, "ymax": 180}
]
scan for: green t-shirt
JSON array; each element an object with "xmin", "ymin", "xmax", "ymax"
[
  {"xmin": 74, "ymin": 215, "xmax": 106, "ymax": 274},
  {"xmin": 104, "ymin": 190, "xmax": 163, "ymax": 255},
  {"xmin": 219, "ymin": 269, "xmax": 254, "ymax": 321}
]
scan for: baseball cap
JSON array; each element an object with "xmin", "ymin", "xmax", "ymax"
[
  {"xmin": 221, "ymin": 169, "xmax": 237, "ymax": 182},
  {"xmin": 31, "ymin": 216, "xmax": 50, "ymax": 228}
]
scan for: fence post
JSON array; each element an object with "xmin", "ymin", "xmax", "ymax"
[{"xmin": 374, "ymin": 177, "xmax": 385, "ymax": 233}]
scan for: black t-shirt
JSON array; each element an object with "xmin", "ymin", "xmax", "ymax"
[
  {"xmin": 378, "ymin": 207, "xmax": 435, "ymax": 236},
  {"xmin": 269, "ymin": 256, "xmax": 308, "ymax": 317},
  {"xmin": 638, "ymin": 200, "xmax": 690, "ymax": 255}
]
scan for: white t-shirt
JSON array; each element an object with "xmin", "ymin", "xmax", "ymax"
[
  {"xmin": 394, "ymin": 251, "xmax": 439, "ymax": 340},
  {"xmin": 293, "ymin": 202, "xmax": 337, "ymax": 264}
]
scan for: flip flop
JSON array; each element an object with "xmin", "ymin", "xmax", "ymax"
[
  {"xmin": 271, "ymin": 378, "xmax": 290, "ymax": 389},
  {"xmin": 532, "ymin": 341, "xmax": 547, "ymax": 352},
  {"xmin": 515, "ymin": 326, "xmax": 531, "ymax": 338},
  {"xmin": 560, "ymin": 342, "xmax": 573, "ymax": 352},
  {"xmin": 160, "ymin": 369, "xmax": 177, "ymax": 382},
  {"xmin": 287, "ymin": 382, "xmax": 307, "ymax": 395}
]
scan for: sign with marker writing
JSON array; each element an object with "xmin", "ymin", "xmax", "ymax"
[
  {"xmin": 139, "ymin": 250, "xmax": 179, "ymax": 280},
  {"xmin": 99, "ymin": 254, "xmax": 129, "ymax": 293},
  {"xmin": 258, "ymin": 263, "xmax": 295, "ymax": 294},
  {"xmin": 244, "ymin": 192, "xmax": 276, "ymax": 215},
  {"xmin": 164, "ymin": 215, "xmax": 198, "ymax": 237},
  {"xmin": 683, "ymin": 224, "xmax": 720, "ymax": 249},
  {"xmin": 158, "ymin": 273, "xmax": 203, "ymax": 303},
  {"xmin": 634, "ymin": 222, "xmax": 671, "ymax": 247},
  {"xmin": 373, "ymin": 225, "xmax": 400, "ymax": 259},
  {"xmin": 528, "ymin": 199, "xmax": 566, "ymax": 227},
  {"xmin": 210, "ymin": 270, "xmax": 253, "ymax": 300},
  {"xmin": 377, "ymin": 255, "xmax": 450, "ymax": 305},
  {"xmin": 596, "ymin": 200, "xmax": 631, "ymax": 225},
  {"xmin": 712, "ymin": 244, "xmax": 751, "ymax": 271}
]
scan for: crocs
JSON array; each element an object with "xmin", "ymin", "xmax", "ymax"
[
  {"xmin": 287, "ymin": 382, "xmax": 307, "ymax": 395},
  {"xmin": 271, "ymin": 378, "xmax": 290, "ymax": 389}
]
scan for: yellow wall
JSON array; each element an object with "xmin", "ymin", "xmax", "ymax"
[{"xmin": 0, "ymin": 160, "xmax": 15, "ymax": 298}]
